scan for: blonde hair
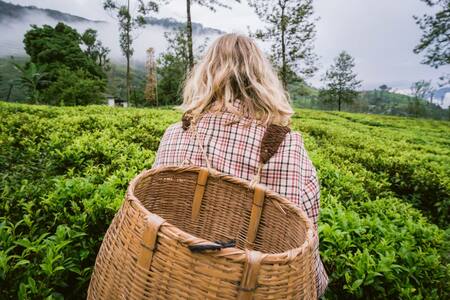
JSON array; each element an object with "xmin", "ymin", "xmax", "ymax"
[{"xmin": 181, "ymin": 33, "xmax": 294, "ymax": 126}]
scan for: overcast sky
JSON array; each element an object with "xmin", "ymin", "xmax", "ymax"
[{"xmin": 8, "ymin": 0, "xmax": 450, "ymax": 90}]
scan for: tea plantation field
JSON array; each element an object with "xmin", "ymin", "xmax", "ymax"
[{"xmin": 1, "ymin": 102, "xmax": 449, "ymax": 299}]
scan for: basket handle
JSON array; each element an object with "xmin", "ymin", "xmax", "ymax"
[
  {"xmin": 245, "ymin": 184, "xmax": 265, "ymax": 249},
  {"xmin": 191, "ymin": 168, "xmax": 209, "ymax": 221},
  {"xmin": 238, "ymin": 250, "xmax": 263, "ymax": 300},
  {"xmin": 137, "ymin": 213, "xmax": 165, "ymax": 270}
]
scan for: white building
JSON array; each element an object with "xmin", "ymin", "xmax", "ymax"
[
  {"xmin": 106, "ymin": 96, "xmax": 128, "ymax": 108},
  {"xmin": 438, "ymin": 92, "xmax": 450, "ymax": 109}
]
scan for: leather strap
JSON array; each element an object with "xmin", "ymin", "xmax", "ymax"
[
  {"xmin": 238, "ymin": 250, "xmax": 263, "ymax": 300},
  {"xmin": 182, "ymin": 113, "xmax": 193, "ymax": 130},
  {"xmin": 259, "ymin": 124, "xmax": 291, "ymax": 164},
  {"xmin": 191, "ymin": 169, "xmax": 209, "ymax": 221},
  {"xmin": 182, "ymin": 112, "xmax": 290, "ymax": 165},
  {"xmin": 137, "ymin": 213, "xmax": 165, "ymax": 270},
  {"xmin": 245, "ymin": 184, "xmax": 266, "ymax": 249}
]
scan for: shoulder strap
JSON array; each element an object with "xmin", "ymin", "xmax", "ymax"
[
  {"xmin": 182, "ymin": 112, "xmax": 290, "ymax": 164},
  {"xmin": 259, "ymin": 124, "xmax": 291, "ymax": 164},
  {"xmin": 181, "ymin": 113, "xmax": 291, "ymax": 182},
  {"xmin": 182, "ymin": 113, "xmax": 193, "ymax": 131}
]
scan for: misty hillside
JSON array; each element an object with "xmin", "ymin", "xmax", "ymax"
[
  {"xmin": 0, "ymin": 0, "xmax": 104, "ymax": 23},
  {"xmin": 144, "ymin": 17, "xmax": 224, "ymax": 35},
  {"xmin": 0, "ymin": 0, "xmax": 221, "ymax": 61},
  {"xmin": 0, "ymin": 0, "xmax": 222, "ymax": 34}
]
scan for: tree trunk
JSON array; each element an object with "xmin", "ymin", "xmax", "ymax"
[
  {"xmin": 186, "ymin": 0, "xmax": 194, "ymax": 70},
  {"xmin": 280, "ymin": 5, "xmax": 287, "ymax": 89},
  {"xmin": 338, "ymin": 95, "xmax": 341, "ymax": 111},
  {"xmin": 155, "ymin": 76, "xmax": 158, "ymax": 106},
  {"xmin": 6, "ymin": 84, "xmax": 13, "ymax": 101},
  {"xmin": 126, "ymin": 0, "xmax": 131, "ymax": 104},
  {"xmin": 32, "ymin": 83, "xmax": 38, "ymax": 104},
  {"xmin": 126, "ymin": 54, "xmax": 131, "ymax": 103}
]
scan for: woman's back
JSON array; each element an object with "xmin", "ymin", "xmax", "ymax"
[
  {"xmin": 153, "ymin": 100, "xmax": 320, "ymax": 227},
  {"xmin": 153, "ymin": 100, "xmax": 328, "ymax": 297},
  {"xmin": 153, "ymin": 33, "xmax": 328, "ymax": 297}
]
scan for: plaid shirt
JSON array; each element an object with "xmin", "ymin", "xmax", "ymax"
[{"xmin": 152, "ymin": 100, "xmax": 328, "ymax": 297}]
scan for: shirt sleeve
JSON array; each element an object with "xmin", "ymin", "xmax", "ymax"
[
  {"xmin": 151, "ymin": 122, "xmax": 178, "ymax": 169},
  {"xmin": 295, "ymin": 133, "xmax": 329, "ymax": 297},
  {"xmin": 301, "ymin": 172, "xmax": 321, "ymax": 229},
  {"xmin": 304, "ymin": 173, "xmax": 329, "ymax": 298}
]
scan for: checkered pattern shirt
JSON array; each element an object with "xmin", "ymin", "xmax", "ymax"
[{"xmin": 152, "ymin": 101, "xmax": 328, "ymax": 297}]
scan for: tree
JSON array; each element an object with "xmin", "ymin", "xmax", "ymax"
[
  {"xmin": 379, "ymin": 84, "xmax": 391, "ymax": 93},
  {"xmin": 13, "ymin": 62, "xmax": 48, "ymax": 104},
  {"xmin": 144, "ymin": 47, "xmax": 158, "ymax": 105},
  {"xmin": 410, "ymin": 79, "xmax": 438, "ymax": 106},
  {"xmin": 414, "ymin": 0, "xmax": 450, "ymax": 68},
  {"xmin": 156, "ymin": 28, "xmax": 209, "ymax": 105},
  {"xmin": 44, "ymin": 67, "xmax": 106, "ymax": 106},
  {"xmin": 23, "ymin": 23, "xmax": 105, "ymax": 81},
  {"xmin": 103, "ymin": 0, "xmax": 160, "ymax": 104},
  {"xmin": 157, "ymin": 29, "xmax": 190, "ymax": 105},
  {"xmin": 105, "ymin": 63, "xmax": 148, "ymax": 106},
  {"xmin": 248, "ymin": 0, "xmax": 317, "ymax": 88},
  {"xmin": 22, "ymin": 23, "xmax": 107, "ymax": 105},
  {"xmin": 183, "ymin": 0, "xmax": 240, "ymax": 69},
  {"xmin": 409, "ymin": 80, "xmax": 433, "ymax": 116},
  {"xmin": 81, "ymin": 28, "xmax": 111, "ymax": 71},
  {"xmin": 411, "ymin": 80, "xmax": 433, "ymax": 100},
  {"xmin": 320, "ymin": 51, "xmax": 362, "ymax": 111}
]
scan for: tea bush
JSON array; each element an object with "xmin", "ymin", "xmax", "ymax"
[
  {"xmin": 0, "ymin": 102, "xmax": 448, "ymax": 299},
  {"xmin": 293, "ymin": 110, "xmax": 450, "ymax": 226}
]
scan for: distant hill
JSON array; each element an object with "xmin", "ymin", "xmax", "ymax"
[
  {"xmin": 0, "ymin": 0, "xmax": 223, "ymax": 35},
  {"xmin": 0, "ymin": 0, "xmax": 104, "ymax": 23},
  {"xmin": 144, "ymin": 17, "xmax": 224, "ymax": 35},
  {"xmin": 0, "ymin": 0, "xmax": 223, "ymax": 59},
  {"xmin": 362, "ymin": 90, "xmax": 414, "ymax": 105}
]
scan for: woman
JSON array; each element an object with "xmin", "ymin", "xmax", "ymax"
[{"xmin": 152, "ymin": 33, "xmax": 328, "ymax": 297}]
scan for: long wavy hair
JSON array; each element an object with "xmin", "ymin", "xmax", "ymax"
[{"xmin": 180, "ymin": 33, "xmax": 293, "ymax": 126}]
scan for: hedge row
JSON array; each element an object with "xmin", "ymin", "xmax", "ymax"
[{"xmin": 0, "ymin": 102, "xmax": 448, "ymax": 299}]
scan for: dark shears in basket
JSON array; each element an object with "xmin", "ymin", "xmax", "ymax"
[{"xmin": 188, "ymin": 240, "xmax": 236, "ymax": 253}]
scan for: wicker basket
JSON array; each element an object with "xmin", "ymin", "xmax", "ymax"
[{"xmin": 88, "ymin": 120, "xmax": 317, "ymax": 299}]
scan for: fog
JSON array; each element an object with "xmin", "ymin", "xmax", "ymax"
[
  {"xmin": 0, "ymin": 11, "xmax": 216, "ymax": 67},
  {"xmin": 2, "ymin": 0, "xmax": 449, "ymax": 91}
]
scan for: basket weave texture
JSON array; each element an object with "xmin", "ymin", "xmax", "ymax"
[{"xmin": 87, "ymin": 165, "xmax": 317, "ymax": 299}]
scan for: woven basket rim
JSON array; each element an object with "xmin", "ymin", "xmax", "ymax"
[{"xmin": 126, "ymin": 165, "xmax": 315, "ymax": 265}]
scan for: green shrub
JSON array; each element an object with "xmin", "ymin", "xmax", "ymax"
[
  {"xmin": 43, "ymin": 67, "xmax": 106, "ymax": 106},
  {"xmin": 0, "ymin": 102, "xmax": 448, "ymax": 299},
  {"xmin": 294, "ymin": 110, "xmax": 450, "ymax": 226},
  {"xmin": 320, "ymin": 196, "xmax": 449, "ymax": 299}
]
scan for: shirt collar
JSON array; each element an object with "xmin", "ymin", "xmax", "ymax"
[{"xmin": 227, "ymin": 98, "xmax": 252, "ymax": 118}]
